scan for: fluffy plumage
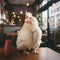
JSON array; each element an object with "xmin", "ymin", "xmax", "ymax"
[{"xmin": 16, "ymin": 12, "xmax": 42, "ymax": 54}]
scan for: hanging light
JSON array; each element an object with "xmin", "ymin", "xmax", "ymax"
[
  {"xmin": 26, "ymin": 2, "xmax": 30, "ymax": 6},
  {"xmin": 19, "ymin": 0, "xmax": 23, "ymax": 14},
  {"xmin": 17, "ymin": 16, "xmax": 20, "ymax": 18},
  {"xmin": 13, "ymin": 12, "xmax": 15, "ymax": 14},
  {"xmin": 13, "ymin": 14, "xmax": 16, "ymax": 17},
  {"xmin": 20, "ymin": 10, "xmax": 23, "ymax": 14}
]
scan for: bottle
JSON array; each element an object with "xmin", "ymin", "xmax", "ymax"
[{"xmin": 4, "ymin": 40, "xmax": 12, "ymax": 56}]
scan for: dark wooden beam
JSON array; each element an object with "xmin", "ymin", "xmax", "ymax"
[
  {"xmin": 9, "ymin": 4, "xmax": 33, "ymax": 6},
  {"xmin": 38, "ymin": 0, "xmax": 60, "ymax": 12},
  {"xmin": 33, "ymin": 0, "xmax": 43, "ymax": 5}
]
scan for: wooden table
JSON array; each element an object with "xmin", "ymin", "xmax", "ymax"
[
  {"xmin": 0, "ymin": 48, "xmax": 60, "ymax": 60},
  {"xmin": 7, "ymin": 33, "xmax": 17, "ymax": 36}
]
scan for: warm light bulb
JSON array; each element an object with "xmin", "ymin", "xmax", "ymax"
[
  {"xmin": 18, "ymin": 16, "xmax": 20, "ymax": 18},
  {"xmin": 20, "ymin": 10, "xmax": 23, "ymax": 14},
  {"xmin": 26, "ymin": 2, "xmax": 29, "ymax": 6},
  {"xmin": 13, "ymin": 12, "xmax": 15, "ymax": 14},
  {"xmin": 13, "ymin": 14, "xmax": 16, "ymax": 17}
]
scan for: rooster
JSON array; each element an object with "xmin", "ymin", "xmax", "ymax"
[{"xmin": 16, "ymin": 11, "xmax": 42, "ymax": 55}]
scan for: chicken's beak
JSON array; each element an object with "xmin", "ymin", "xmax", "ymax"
[{"xmin": 25, "ymin": 18, "xmax": 31, "ymax": 24}]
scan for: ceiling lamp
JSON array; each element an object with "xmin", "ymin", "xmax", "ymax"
[
  {"xmin": 20, "ymin": 10, "xmax": 23, "ymax": 14},
  {"xmin": 13, "ymin": 14, "xmax": 16, "ymax": 17},
  {"xmin": 26, "ymin": 2, "xmax": 30, "ymax": 6},
  {"xmin": 13, "ymin": 12, "xmax": 15, "ymax": 14},
  {"xmin": 17, "ymin": 16, "xmax": 20, "ymax": 18}
]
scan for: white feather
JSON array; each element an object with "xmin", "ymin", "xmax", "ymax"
[{"xmin": 16, "ymin": 12, "xmax": 42, "ymax": 50}]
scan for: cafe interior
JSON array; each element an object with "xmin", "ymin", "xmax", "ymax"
[{"xmin": 0, "ymin": 0, "xmax": 60, "ymax": 60}]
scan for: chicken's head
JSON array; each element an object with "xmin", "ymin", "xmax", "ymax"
[{"xmin": 25, "ymin": 11, "xmax": 38, "ymax": 25}]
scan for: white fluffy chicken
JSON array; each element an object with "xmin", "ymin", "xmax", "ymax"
[{"xmin": 16, "ymin": 11, "xmax": 42, "ymax": 54}]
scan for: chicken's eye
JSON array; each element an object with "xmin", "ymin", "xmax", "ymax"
[
  {"xmin": 30, "ymin": 18, "xmax": 33, "ymax": 21},
  {"xmin": 30, "ymin": 17, "xmax": 31, "ymax": 19}
]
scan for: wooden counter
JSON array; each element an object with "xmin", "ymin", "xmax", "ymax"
[
  {"xmin": 7, "ymin": 33, "xmax": 47, "ymax": 37},
  {"xmin": 0, "ymin": 48, "xmax": 60, "ymax": 60},
  {"xmin": 7, "ymin": 33, "xmax": 17, "ymax": 36}
]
